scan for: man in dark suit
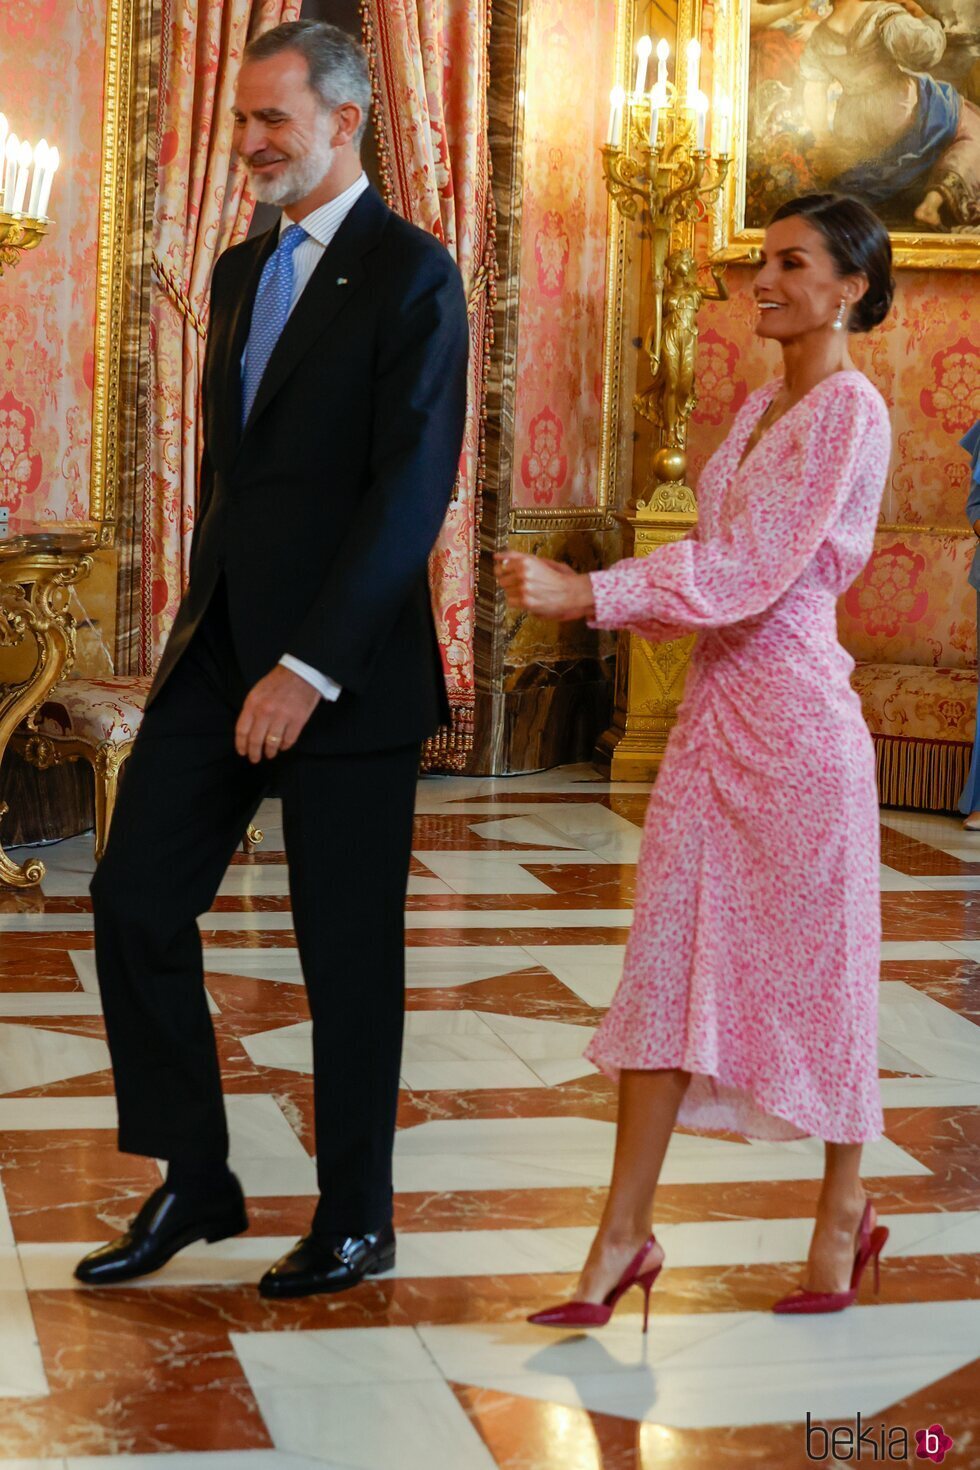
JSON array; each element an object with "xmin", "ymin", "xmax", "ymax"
[{"xmin": 75, "ymin": 21, "xmax": 469, "ymax": 1298}]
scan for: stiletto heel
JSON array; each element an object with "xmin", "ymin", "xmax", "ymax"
[
  {"xmin": 772, "ymin": 1202, "xmax": 888, "ymax": 1315},
  {"xmin": 527, "ymin": 1234, "xmax": 664, "ymax": 1333}
]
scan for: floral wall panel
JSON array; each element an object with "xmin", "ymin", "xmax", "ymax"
[
  {"xmin": 511, "ymin": 0, "xmax": 617, "ymax": 510},
  {"xmin": 686, "ymin": 268, "xmax": 979, "ymax": 527},
  {"xmin": 0, "ymin": 0, "xmax": 107, "ymax": 521}
]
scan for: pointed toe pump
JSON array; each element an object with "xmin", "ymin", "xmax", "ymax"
[
  {"xmin": 772, "ymin": 1202, "xmax": 888, "ymax": 1315},
  {"xmin": 528, "ymin": 1235, "xmax": 664, "ymax": 1334}
]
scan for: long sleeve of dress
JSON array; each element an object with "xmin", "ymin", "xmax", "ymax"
[
  {"xmin": 589, "ymin": 382, "xmax": 887, "ymax": 641},
  {"xmin": 877, "ymin": 7, "xmax": 946, "ymax": 70}
]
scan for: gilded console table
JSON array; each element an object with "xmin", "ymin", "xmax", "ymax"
[{"xmin": 0, "ymin": 522, "xmax": 96, "ymax": 887}]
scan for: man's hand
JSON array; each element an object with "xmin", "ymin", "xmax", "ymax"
[
  {"xmin": 494, "ymin": 553, "xmax": 596, "ymax": 621},
  {"xmin": 235, "ymin": 665, "xmax": 321, "ymax": 763}
]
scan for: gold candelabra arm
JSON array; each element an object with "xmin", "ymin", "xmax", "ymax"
[
  {"xmin": 600, "ymin": 145, "xmax": 649, "ymax": 219},
  {"xmin": 0, "ymin": 214, "xmax": 51, "ymax": 277}
]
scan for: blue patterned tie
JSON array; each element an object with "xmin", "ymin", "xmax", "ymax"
[{"xmin": 241, "ymin": 223, "xmax": 307, "ymax": 426}]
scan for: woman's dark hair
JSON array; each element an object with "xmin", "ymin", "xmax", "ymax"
[{"xmin": 769, "ymin": 193, "xmax": 895, "ymax": 333}]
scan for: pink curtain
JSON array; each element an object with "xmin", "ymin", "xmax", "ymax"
[
  {"xmin": 363, "ymin": 0, "xmax": 496, "ymax": 771},
  {"xmin": 143, "ymin": 0, "xmax": 301, "ymax": 669}
]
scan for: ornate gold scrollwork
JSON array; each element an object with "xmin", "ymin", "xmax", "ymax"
[{"xmin": 0, "ymin": 539, "xmax": 95, "ymax": 887}]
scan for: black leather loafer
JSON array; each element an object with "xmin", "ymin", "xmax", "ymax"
[
  {"xmin": 258, "ymin": 1223, "xmax": 396, "ymax": 1299},
  {"xmin": 74, "ymin": 1178, "xmax": 248, "ymax": 1286}
]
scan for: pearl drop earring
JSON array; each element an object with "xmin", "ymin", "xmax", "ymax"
[{"xmin": 832, "ymin": 299, "xmax": 847, "ymax": 332}]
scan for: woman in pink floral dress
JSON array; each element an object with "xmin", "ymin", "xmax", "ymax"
[{"xmin": 497, "ymin": 194, "xmax": 895, "ymax": 1324}]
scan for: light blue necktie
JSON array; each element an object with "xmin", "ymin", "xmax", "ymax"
[{"xmin": 241, "ymin": 223, "xmax": 307, "ymax": 426}]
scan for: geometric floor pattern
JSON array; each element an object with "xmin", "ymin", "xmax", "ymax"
[{"xmin": 0, "ymin": 764, "xmax": 978, "ymax": 1467}]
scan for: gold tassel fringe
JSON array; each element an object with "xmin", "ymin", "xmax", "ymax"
[
  {"xmin": 874, "ymin": 734, "xmax": 970, "ymax": 814},
  {"xmin": 421, "ymin": 702, "xmax": 475, "ymax": 774}
]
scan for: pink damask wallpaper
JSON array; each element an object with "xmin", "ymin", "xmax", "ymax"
[
  {"xmin": 689, "ymin": 270, "xmax": 980, "ymax": 526},
  {"xmin": 511, "ymin": 0, "xmax": 616, "ymax": 510},
  {"xmin": 0, "ymin": 0, "xmax": 107, "ymax": 522}
]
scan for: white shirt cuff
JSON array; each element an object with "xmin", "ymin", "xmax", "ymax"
[{"xmin": 279, "ymin": 655, "xmax": 342, "ymax": 703}]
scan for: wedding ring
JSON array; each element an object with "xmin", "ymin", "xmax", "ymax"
[{"xmin": 267, "ymin": 734, "xmax": 282, "ymax": 744}]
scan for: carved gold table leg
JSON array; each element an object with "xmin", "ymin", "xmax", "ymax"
[{"xmin": 0, "ymin": 549, "xmax": 93, "ymax": 887}]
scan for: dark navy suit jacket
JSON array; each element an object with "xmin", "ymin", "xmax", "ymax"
[{"xmin": 149, "ymin": 184, "xmax": 470, "ymax": 754}]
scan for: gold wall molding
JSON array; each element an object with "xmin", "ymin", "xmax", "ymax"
[{"xmin": 90, "ymin": 0, "xmax": 146, "ymax": 541}]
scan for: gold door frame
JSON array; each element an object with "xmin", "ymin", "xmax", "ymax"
[
  {"xmin": 90, "ymin": 0, "xmax": 153, "ymax": 542},
  {"xmin": 710, "ymin": 0, "xmax": 980, "ymax": 271}
]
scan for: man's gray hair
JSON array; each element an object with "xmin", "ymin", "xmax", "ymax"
[{"xmin": 244, "ymin": 21, "xmax": 372, "ymax": 147}]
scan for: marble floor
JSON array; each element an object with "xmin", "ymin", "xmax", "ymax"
[{"xmin": 0, "ymin": 765, "xmax": 978, "ymax": 1469}]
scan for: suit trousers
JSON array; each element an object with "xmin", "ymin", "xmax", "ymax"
[{"xmin": 89, "ymin": 579, "xmax": 419, "ymax": 1236}]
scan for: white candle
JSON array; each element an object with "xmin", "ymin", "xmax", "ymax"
[
  {"xmin": 607, "ymin": 85, "xmax": 626, "ymax": 148},
  {"xmin": 36, "ymin": 145, "xmax": 59, "ymax": 219},
  {"xmin": 0, "ymin": 116, "xmax": 7, "ymax": 204},
  {"xmin": 657, "ymin": 39, "xmax": 669, "ymax": 91},
  {"xmin": 12, "ymin": 140, "xmax": 32, "ymax": 214},
  {"xmin": 696, "ymin": 91, "xmax": 709, "ymax": 151},
  {"xmin": 3, "ymin": 134, "xmax": 19, "ymax": 214},
  {"xmin": 633, "ymin": 35, "xmax": 652, "ymax": 98},
  {"xmin": 715, "ymin": 95, "xmax": 732, "ymax": 154},
  {"xmin": 687, "ymin": 39, "xmax": 702, "ymax": 108},
  {"xmin": 648, "ymin": 87, "xmax": 660, "ymax": 147},
  {"xmin": 27, "ymin": 139, "xmax": 48, "ymax": 218}
]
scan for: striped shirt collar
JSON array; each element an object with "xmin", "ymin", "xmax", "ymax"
[{"xmin": 278, "ymin": 172, "xmax": 370, "ymax": 247}]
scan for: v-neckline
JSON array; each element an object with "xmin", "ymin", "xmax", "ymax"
[{"xmin": 735, "ymin": 369, "xmax": 865, "ymax": 473}]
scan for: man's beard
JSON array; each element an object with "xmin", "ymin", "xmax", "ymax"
[{"xmin": 246, "ymin": 113, "xmax": 336, "ymax": 207}]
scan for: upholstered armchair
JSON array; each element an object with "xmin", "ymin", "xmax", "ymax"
[{"xmin": 839, "ymin": 528, "xmax": 977, "ymax": 812}]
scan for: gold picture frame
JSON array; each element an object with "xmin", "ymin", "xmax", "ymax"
[
  {"xmin": 90, "ymin": 0, "xmax": 154, "ymax": 542},
  {"xmin": 710, "ymin": 0, "xmax": 980, "ymax": 270}
]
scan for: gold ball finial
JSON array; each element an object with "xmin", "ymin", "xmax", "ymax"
[{"xmin": 653, "ymin": 446, "xmax": 687, "ymax": 484}]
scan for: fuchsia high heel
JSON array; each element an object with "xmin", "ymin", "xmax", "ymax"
[
  {"xmin": 772, "ymin": 1201, "xmax": 889, "ymax": 1315},
  {"xmin": 527, "ymin": 1234, "xmax": 664, "ymax": 1334}
]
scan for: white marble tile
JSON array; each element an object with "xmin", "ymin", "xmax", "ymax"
[
  {"xmin": 879, "ymin": 941, "xmax": 964, "ymax": 961},
  {"xmin": 413, "ymin": 849, "xmax": 605, "ymax": 896},
  {"xmin": 21, "ymin": 1209, "xmax": 980, "ymax": 1292},
  {"xmin": 476, "ymin": 1011, "xmax": 597, "ymax": 1086},
  {"xmin": 522, "ymin": 944, "xmax": 627, "ymax": 1007},
  {"xmin": 212, "ymin": 866, "xmax": 450, "ymax": 898},
  {"xmin": 400, "ymin": 1012, "xmax": 544, "ymax": 1091},
  {"xmin": 64, "ymin": 1457, "xmax": 326, "ymax": 1469},
  {"xmin": 0, "ymin": 1176, "xmax": 48, "ymax": 1399},
  {"xmin": 68, "ymin": 953, "xmax": 219, "ymax": 1012},
  {"xmin": 0, "ymin": 1022, "xmax": 110, "ymax": 1095},
  {"xmin": 879, "ymin": 1077, "xmax": 980, "ymax": 1107},
  {"xmin": 194, "ymin": 945, "xmax": 540, "ymax": 990},
  {"xmin": 0, "ymin": 1094, "xmax": 316, "ymax": 1194},
  {"xmin": 877, "ymin": 865, "xmax": 931, "ymax": 892},
  {"xmin": 469, "ymin": 807, "xmax": 644, "ymax": 863},
  {"xmin": 405, "ymin": 947, "xmax": 539, "ymax": 988},
  {"xmin": 241, "ymin": 1020, "xmax": 313, "ymax": 1075},
  {"xmin": 918, "ymin": 874, "xmax": 980, "ymax": 891},
  {"xmin": 407, "ymin": 908, "xmax": 633, "ymax": 930},
  {"xmin": 465, "ymin": 816, "xmax": 585, "ymax": 849},
  {"xmin": 419, "ymin": 1301, "xmax": 980, "ymax": 1429},
  {"xmin": 0, "ymin": 914, "xmax": 94, "ymax": 933},
  {"xmin": 15, "ymin": 910, "xmax": 618, "ymax": 936},
  {"xmin": 232, "ymin": 1327, "xmax": 498, "ymax": 1470},
  {"xmin": 393, "ymin": 1117, "xmax": 928, "ymax": 1194},
  {"xmin": 0, "ymin": 994, "xmax": 104, "ymax": 1017},
  {"xmin": 944, "ymin": 940, "xmax": 980, "ymax": 962},
  {"xmin": 0, "ymin": 1461, "xmax": 66, "ymax": 1470},
  {"xmin": 878, "ymin": 980, "xmax": 980, "ymax": 1083}
]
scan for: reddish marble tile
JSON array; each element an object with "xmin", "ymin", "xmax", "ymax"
[
  {"xmin": 881, "ymin": 890, "xmax": 980, "ymax": 940},
  {"xmin": 879, "ymin": 825, "xmax": 976, "ymax": 877}
]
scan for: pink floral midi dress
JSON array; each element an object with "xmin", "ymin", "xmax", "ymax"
[{"xmin": 585, "ymin": 371, "xmax": 892, "ymax": 1143}]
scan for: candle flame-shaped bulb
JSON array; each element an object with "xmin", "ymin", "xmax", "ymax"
[
  {"xmin": 657, "ymin": 39, "xmax": 670, "ymax": 62},
  {"xmin": 637, "ymin": 35, "xmax": 653, "ymax": 57}
]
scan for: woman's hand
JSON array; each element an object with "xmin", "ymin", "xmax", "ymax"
[{"xmin": 494, "ymin": 552, "xmax": 597, "ymax": 622}]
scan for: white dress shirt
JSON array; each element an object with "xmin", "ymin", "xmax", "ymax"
[{"xmin": 265, "ymin": 171, "xmax": 371, "ymax": 703}]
